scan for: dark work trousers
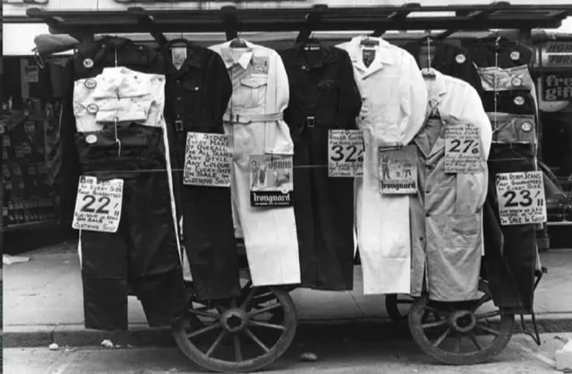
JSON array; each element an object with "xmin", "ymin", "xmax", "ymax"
[
  {"xmin": 294, "ymin": 125, "xmax": 355, "ymax": 290},
  {"xmin": 164, "ymin": 42, "xmax": 240, "ymax": 301},
  {"xmin": 482, "ymin": 90, "xmax": 536, "ymax": 116},
  {"xmin": 483, "ymin": 143, "xmax": 537, "ymax": 313},
  {"xmin": 76, "ymin": 123, "xmax": 186, "ymax": 330}
]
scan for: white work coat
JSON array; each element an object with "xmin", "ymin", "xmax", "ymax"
[
  {"xmin": 73, "ymin": 67, "xmax": 181, "ymax": 267},
  {"xmin": 337, "ymin": 36, "xmax": 427, "ymax": 295},
  {"xmin": 210, "ymin": 40, "xmax": 300, "ymax": 287},
  {"xmin": 410, "ymin": 71, "xmax": 492, "ymax": 301}
]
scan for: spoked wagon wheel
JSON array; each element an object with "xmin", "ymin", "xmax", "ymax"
[
  {"xmin": 408, "ymin": 281, "xmax": 515, "ymax": 365},
  {"xmin": 385, "ymin": 294, "xmax": 414, "ymax": 325},
  {"xmin": 173, "ymin": 286, "xmax": 297, "ymax": 373}
]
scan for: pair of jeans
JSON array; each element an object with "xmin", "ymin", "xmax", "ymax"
[
  {"xmin": 483, "ymin": 143, "xmax": 536, "ymax": 313},
  {"xmin": 76, "ymin": 123, "xmax": 186, "ymax": 330}
]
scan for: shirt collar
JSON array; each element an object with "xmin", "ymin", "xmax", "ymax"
[
  {"xmin": 346, "ymin": 35, "xmax": 395, "ymax": 65},
  {"xmin": 220, "ymin": 40, "xmax": 254, "ymax": 69}
]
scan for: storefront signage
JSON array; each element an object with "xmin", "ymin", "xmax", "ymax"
[
  {"xmin": 444, "ymin": 125, "xmax": 483, "ymax": 174},
  {"xmin": 183, "ymin": 132, "xmax": 232, "ymax": 187},
  {"xmin": 72, "ymin": 176, "xmax": 124, "ymax": 233},
  {"xmin": 496, "ymin": 171, "xmax": 546, "ymax": 226},
  {"xmin": 378, "ymin": 145, "xmax": 417, "ymax": 195},
  {"xmin": 249, "ymin": 154, "xmax": 293, "ymax": 207},
  {"xmin": 328, "ymin": 129, "xmax": 364, "ymax": 177},
  {"xmin": 543, "ymin": 73, "xmax": 572, "ymax": 101},
  {"xmin": 544, "ymin": 42, "xmax": 572, "ymax": 53},
  {"xmin": 541, "ymin": 42, "xmax": 572, "ymax": 68}
]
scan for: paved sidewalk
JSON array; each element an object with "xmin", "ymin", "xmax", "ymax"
[{"xmin": 4, "ymin": 241, "xmax": 572, "ymax": 348}]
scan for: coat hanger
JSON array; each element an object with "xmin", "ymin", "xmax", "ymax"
[
  {"xmin": 230, "ymin": 33, "xmax": 247, "ymax": 48},
  {"xmin": 360, "ymin": 35, "xmax": 379, "ymax": 47},
  {"xmin": 421, "ymin": 31, "xmax": 436, "ymax": 79},
  {"xmin": 169, "ymin": 32, "xmax": 187, "ymax": 48}
]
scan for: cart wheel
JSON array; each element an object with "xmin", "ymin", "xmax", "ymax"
[
  {"xmin": 385, "ymin": 294, "xmax": 415, "ymax": 325},
  {"xmin": 173, "ymin": 286, "xmax": 297, "ymax": 373},
  {"xmin": 408, "ymin": 281, "xmax": 514, "ymax": 365}
]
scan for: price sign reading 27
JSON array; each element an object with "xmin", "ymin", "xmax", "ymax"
[
  {"xmin": 330, "ymin": 144, "xmax": 364, "ymax": 163},
  {"xmin": 448, "ymin": 139, "xmax": 479, "ymax": 154}
]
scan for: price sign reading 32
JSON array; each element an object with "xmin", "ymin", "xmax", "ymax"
[{"xmin": 328, "ymin": 130, "xmax": 364, "ymax": 177}]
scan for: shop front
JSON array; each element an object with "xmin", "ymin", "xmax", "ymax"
[{"xmin": 2, "ymin": 0, "xmax": 572, "ymax": 372}]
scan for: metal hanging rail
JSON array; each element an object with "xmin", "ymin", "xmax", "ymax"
[{"xmin": 23, "ymin": 3, "xmax": 572, "ymax": 36}]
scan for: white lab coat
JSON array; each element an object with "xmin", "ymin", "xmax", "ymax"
[
  {"xmin": 337, "ymin": 36, "xmax": 427, "ymax": 295},
  {"xmin": 410, "ymin": 70, "xmax": 492, "ymax": 301},
  {"xmin": 210, "ymin": 40, "xmax": 300, "ymax": 287}
]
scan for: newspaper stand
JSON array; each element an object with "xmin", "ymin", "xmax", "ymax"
[{"xmin": 22, "ymin": 2, "xmax": 571, "ymax": 372}]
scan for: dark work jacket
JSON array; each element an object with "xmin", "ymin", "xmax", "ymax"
[
  {"xmin": 163, "ymin": 41, "xmax": 240, "ymax": 301},
  {"xmin": 280, "ymin": 44, "xmax": 361, "ymax": 291},
  {"xmin": 403, "ymin": 41, "xmax": 484, "ymax": 98},
  {"xmin": 464, "ymin": 37, "xmax": 535, "ymax": 68}
]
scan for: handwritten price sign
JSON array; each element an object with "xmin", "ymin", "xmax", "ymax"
[
  {"xmin": 445, "ymin": 125, "xmax": 484, "ymax": 174},
  {"xmin": 72, "ymin": 176, "xmax": 124, "ymax": 233},
  {"xmin": 496, "ymin": 171, "xmax": 547, "ymax": 226},
  {"xmin": 328, "ymin": 130, "xmax": 364, "ymax": 177}
]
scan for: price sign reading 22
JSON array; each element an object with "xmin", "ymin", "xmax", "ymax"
[
  {"xmin": 448, "ymin": 139, "xmax": 479, "ymax": 154},
  {"xmin": 80, "ymin": 195, "xmax": 115, "ymax": 215},
  {"xmin": 330, "ymin": 145, "xmax": 364, "ymax": 163}
]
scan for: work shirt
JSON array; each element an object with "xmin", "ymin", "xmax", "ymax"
[
  {"xmin": 281, "ymin": 44, "xmax": 361, "ymax": 290},
  {"xmin": 410, "ymin": 71, "xmax": 492, "ymax": 301},
  {"xmin": 337, "ymin": 35, "xmax": 427, "ymax": 295},
  {"xmin": 210, "ymin": 40, "xmax": 300, "ymax": 287}
]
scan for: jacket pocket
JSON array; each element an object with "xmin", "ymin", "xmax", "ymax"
[
  {"xmin": 317, "ymin": 79, "xmax": 341, "ymax": 127},
  {"xmin": 239, "ymin": 77, "xmax": 268, "ymax": 108},
  {"xmin": 448, "ymin": 214, "xmax": 480, "ymax": 248},
  {"xmin": 182, "ymin": 82, "xmax": 202, "ymax": 116}
]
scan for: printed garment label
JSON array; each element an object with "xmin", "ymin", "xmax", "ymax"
[
  {"xmin": 496, "ymin": 171, "xmax": 547, "ymax": 226},
  {"xmin": 379, "ymin": 145, "xmax": 418, "ymax": 195},
  {"xmin": 172, "ymin": 47, "xmax": 187, "ymax": 70},
  {"xmin": 183, "ymin": 132, "xmax": 232, "ymax": 187},
  {"xmin": 444, "ymin": 124, "xmax": 484, "ymax": 174},
  {"xmin": 72, "ymin": 176, "xmax": 123, "ymax": 233},
  {"xmin": 328, "ymin": 129, "xmax": 364, "ymax": 177},
  {"xmin": 250, "ymin": 154, "xmax": 294, "ymax": 207}
]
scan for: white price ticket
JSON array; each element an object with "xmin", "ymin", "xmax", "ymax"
[
  {"xmin": 183, "ymin": 132, "xmax": 232, "ymax": 187},
  {"xmin": 445, "ymin": 125, "xmax": 484, "ymax": 174},
  {"xmin": 72, "ymin": 176, "xmax": 124, "ymax": 233},
  {"xmin": 496, "ymin": 171, "xmax": 547, "ymax": 226},
  {"xmin": 328, "ymin": 129, "xmax": 364, "ymax": 177}
]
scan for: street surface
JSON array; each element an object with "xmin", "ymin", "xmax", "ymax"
[{"xmin": 4, "ymin": 333, "xmax": 570, "ymax": 374}]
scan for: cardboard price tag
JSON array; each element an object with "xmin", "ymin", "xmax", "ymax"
[
  {"xmin": 183, "ymin": 132, "xmax": 232, "ymax": 187},
  {"xmin": 496, "ymin": 171, "xmax": 547, "ymax": 226},
  {"xmin": 72, "ymin": 176, "xmax": 124, "ymax": 233},
  {"xmin": 379, "ymin": 145, "xmax": 418, "ymax": 194},
  {"xmin": 445, "ymin": 125, "xmax": 483, "ymax": 174},
  {"xmin": 328, "ymin": 130, "xmax": 364, "ymax": 177},
  {"xmin": 250, "ymin": 154, "xmax": 294, "ymax": 207}
]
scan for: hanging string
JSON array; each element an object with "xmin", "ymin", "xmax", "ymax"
[{"xmin": 114, "ymin": 117, "xmax": 121, "ymax": 158}]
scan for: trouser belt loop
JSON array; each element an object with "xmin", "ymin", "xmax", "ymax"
[{"xmin": 306, "ymin": 116, "xmax": 315, "ymax": 128}]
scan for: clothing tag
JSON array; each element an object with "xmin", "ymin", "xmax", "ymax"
[
  {"xmin": 183, "ymin": 132, "xmax": 232, "ymax": 187},
  {"xmin": 521, "ymin": 122, "xmax": 533, "ymax": 132},
  {"xmin": 83, "ymin": 58, "xmax": 94, "ymax": 69},
  {"xmin": 514, "ymin": 96, "xmax": 525, "ymax": 106},
  {"xmin": 378, "ymin": 145, "xmax": 417, "ymax": 194},
  {"xmin": 249, "ymin": 154, "xmax": 293, "ymax": 207},
  {"xmin": 72, "ymin": 176, "xmax": 124, "ymax": 233},
  {"xmin": 171, "ymin": 47, "xmax": 187, "ymax": 70},
  {"xmin": 496, "ymin": 171, "xmax": 547, "ymax": 226},
  {"xmin": 328, "ymin": 129, "xmax": 364, "ymax": 177},
  {"xmin": 86, "ymin": 134, "xmax": 97, "ymax": 144},
  {"xmin": 510, "ymin": 51, "xmax": 521, "ymax": 61},
  {"xmin": 303, "ymin": 46, "xmax": 321, "ymax": 51},
  {"xmin": 362, "ymin": 49, "xmax": 376, "ymax": 68},
  {"xmin": 455, "ymin": 54, "xmax": 466, "ymax": 64},
  {"xmin": 444, "ymin": 124, "xmax": 484, "ymax": 174},
  {"xmin": 251, "ymin": 56, "xmax": 269, "ymax": 75},
  {"xmin": 84, "ymin": 79, "xmax": 97, "ymax": 89}
]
